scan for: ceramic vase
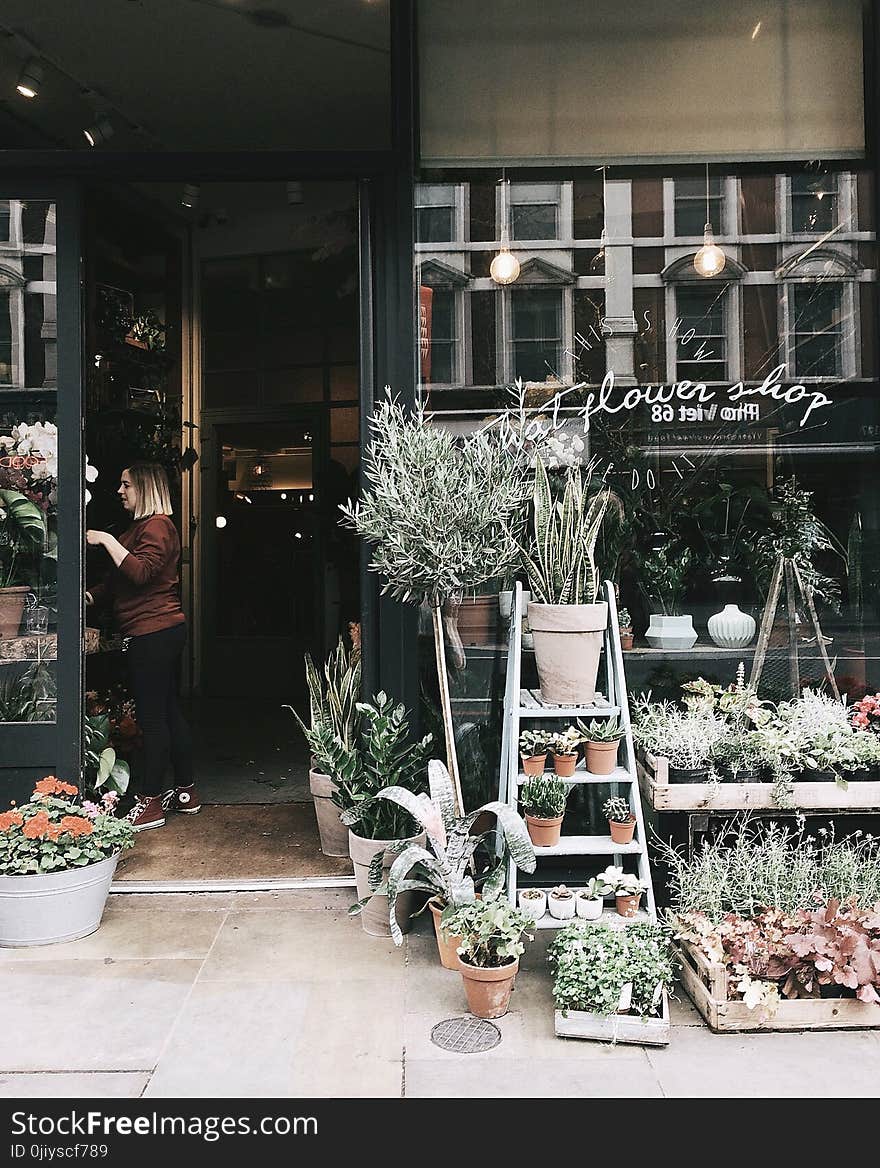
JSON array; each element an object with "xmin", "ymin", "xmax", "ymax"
[
  {"xmin": 707, "ymin": 603, "xmax": 756, "ymax": 649},
  {"xmin": 644, "ymin": 614, "xmax": 697, "ymax": 650}
]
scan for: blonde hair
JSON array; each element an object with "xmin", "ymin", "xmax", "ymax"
[{"xmin": 127, "ymin": 462, "xmax": 173, "ymax": 520}]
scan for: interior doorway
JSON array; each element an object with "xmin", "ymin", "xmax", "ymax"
[{"xmin": 83, "ymin": 180, "xmax": 362, "ymax": 884}]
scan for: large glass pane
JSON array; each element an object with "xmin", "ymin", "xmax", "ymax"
[{"xmin": 0, "ymin": 200, "xmax": 57, "ymax": 724}]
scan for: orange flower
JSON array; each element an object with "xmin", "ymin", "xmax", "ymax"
[
  {"xmin": 32, "ymin": 777, "xmax": 78, "ymax": 799},
  {"xmin": 22, "ymin": 811, "xmax": 51, "ymax": 839},
  {"xmin": 58, "ymin": 816, "xmax": 94, "ymax": 838},
  {"xmin": 0, "ymin": 810, "xmax": 24, "ymax": 831},
  {"xmin": 45, "ymin": 823, "xmax": 63, "ymax": 841}
]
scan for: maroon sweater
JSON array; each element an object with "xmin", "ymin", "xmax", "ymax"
[{"xmin": 89, "ymin": 514, "xmax": 185, "ymax": 638}]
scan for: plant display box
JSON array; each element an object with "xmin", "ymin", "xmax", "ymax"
[
  {"xmin": 676, "ymin": 939, "xmax": 880, "ymax": 1033},
  {"xmin": 554, "ymin": 991, "xmax": 669, "ymax": 1046},
  {"xmin": 637, "ymin": 753, "xmax": 880, "ymax": 813}
]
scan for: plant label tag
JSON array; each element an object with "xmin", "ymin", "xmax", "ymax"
[
  {"xmin": 617, "ymin": 981, "xmax": 633, "ymax": 1013},
  {"xmin": 652, "ymin": 981, "xmax": 663, "ymax": 1008}
]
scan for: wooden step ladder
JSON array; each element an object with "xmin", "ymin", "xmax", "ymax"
[{"xmin": 499, "ymin": 580, "xmax": 658, "ymax": 927}]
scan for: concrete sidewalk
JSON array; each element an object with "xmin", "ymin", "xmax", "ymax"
[{"xmin": 1, "ymin": 889, "xmax": 879, "ymax": 1099}]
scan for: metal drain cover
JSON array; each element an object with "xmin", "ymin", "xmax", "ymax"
[{"xmin": 431, "ymin": 1016, "xmax": 502, "ymax": 1054}]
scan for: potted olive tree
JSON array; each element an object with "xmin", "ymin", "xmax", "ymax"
[
  {"xmin": 442, "ymin": 891, "xmax": 534, "ymax": 1019},
  {"xmin": 518, "ymin": 455, "xmax": 611, "ymax": 705},
  {"xmin": 322, "ymin": 692, "xmax": 432, "ymax": 937},
  {"xmin": 286, "ymin": 635, "xmax": 361, "ymax": 858},
  {"xmin": 341, "ymin": 393, "xmax": 529, "ymax": 813}
]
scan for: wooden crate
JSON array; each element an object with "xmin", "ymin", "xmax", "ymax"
[
  {"xmin": 554, "ymin": 991, "xmax": 670, "ymax": 1046},
  {"xmin": 637, "ymin": 753, "xmax": 880, "ymax": 813},
  {"xmin": 676, "ymin": 939, "xmax": 880, "ymax": 1033}
]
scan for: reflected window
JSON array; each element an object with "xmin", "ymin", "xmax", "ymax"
[
  {"xmin": 425, "ymin": 288, "xmax": 456, "ymax": 384},
  {"xmin": 791, "ymin": 284, "xmax": 842, "ymax": 378},
  {"xmin": 0, "ymin": 201, "xmax": 9, "ymax": 242},
  {"xmin": 674, "ymin": 177, "xmax": 724, "ymax": 237},
  {"xmin": 791, "ymin": 174, "xmax": 837, "ymax": 233},
  {"xmin": 415, "ymin": 184, "xmax": 458, "ymax": 243},
  {"xmin": 675, "ymin": 286, "xmax": 727, "ymax": 381},
  {"xmin": 0, "ymin": 289, "xmax": 12, "ymax": 383},
  {"xmin": 510, "ymin": 183, "xmax": 560, "ymax": 241},
  {"xmin": 511, "ymin": 289, "xmax": 562, "ymax": 382}
]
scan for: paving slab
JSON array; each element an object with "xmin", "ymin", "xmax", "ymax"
[
  {"xmin": 0, "ymin": 1073, "xmax": 149, "ymax": 1098},
  {"xmin": 404, "ymin": 1056, "xmax": 664, "ymax": 1098}
]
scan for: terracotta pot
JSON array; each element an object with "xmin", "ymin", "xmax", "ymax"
[
  {"xmin": 348, "ymin": 828, "xmax": 426, "ymax": 937},
  {"xmin": 308, "ymin": 769, "xmax": 349, "ymax": 857},
  {"xmin": 521, "ymin": 753, "xmax": 547, "ymax": 776},
  {"xmin": 428, "ymin": 897, "xmax": 462, "ymax": 970},
  {"xmin": 609, "ymin": 817, "xmax": 636, "ymax": 845},
  {"xmin": 456, "ymin": 594, "xmax": 499, "ymax": 646},
  {"xmin": 0, "ymin": 586, "xmax": 29, "ymax": 639},
  {"xmin": 528, "ymin": 601, "xmax": 608, "ymax": 705},
  {"xmin": 524, "ymin": 813, "xmax": 563, "ymax": 847},
  {"xmin": 615, "ymin": 892, "xmax": 642, "ymax": 918},
  {"xmin": 459, "ymin": 956, "xmax": 519, "ymax": 1019},
  {"xmin": 620, "ymin": 631, "xmax": 634, "ymax": 650},
  {"xmin": 585, "ymin": 739, "xmax": 619, "ymax": 775},
  {"xmin": 552, "ymin": 752, "xmax": 577, "ymax": 777}
]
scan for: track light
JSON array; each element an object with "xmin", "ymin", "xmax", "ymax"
[
  {"xmin": 181, "ymin": 184, "xmax": 200, "ymax": 209},
  {"xmin": 16, "ymin": 59, "xmax": 43, "ymax": 100},
  {"xmin": 83, "ymin": 117, "xmax": 114, "ymax": 147}
]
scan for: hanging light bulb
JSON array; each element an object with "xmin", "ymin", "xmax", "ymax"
[
  {"xmin": 490, "ymin": 175, "xmax": 520, "ymax": 285},
  {"xmin": 694, "ymin": 222, "xmax": 726, "ymax": 278}
]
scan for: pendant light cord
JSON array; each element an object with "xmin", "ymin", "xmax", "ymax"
[{"xmin": 705, "ymin": 161, "xmax": 710, "ymax": 228}]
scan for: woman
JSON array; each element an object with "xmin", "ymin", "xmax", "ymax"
[{"xmin": 86, "ymin": 463, "xmax": 199, "ymax": 831}]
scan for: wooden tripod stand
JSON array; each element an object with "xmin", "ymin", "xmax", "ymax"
[{"xmin": 748, "ymin": 556, "xmax": 839, "ymax": 699}]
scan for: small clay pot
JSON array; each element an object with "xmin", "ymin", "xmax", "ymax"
[
  {"xmin": 615, "ymin": 892, "xmax": 642, "ymax": 918},
  {"xmin": 620, "ymin": 631, "xmax": 634, "ymax": 650},
  {"xmin": 609, "ymin": 816, "xmax": 636, "ymax": 845},
  {"xmin": 524, "ymin": 813, "xmax": 564, "ymax": 847},
  {"xmin": 586, "ymin": 739, "xmax": 619, "ymax": 775},
  {"xmin": 553, "ymin": 752, "xmax": 577, "ymax": 777},
  {"xmin": 521, "ymin": 752, "xmax": 547, "ymax": 776}
]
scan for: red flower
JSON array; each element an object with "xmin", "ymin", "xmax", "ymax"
[
  {"xmin": 22, "ymin": 811, "xmax": 51, "ymax": 839},
  {"xmin": 58, "ymin": 816, "xmax": 94, "ymax": 838},
  {"xmin": 0, "ymin": 810, "xmax": 24, "ymax": 831},
  {"xmin": 32, "ymin": 776, "xmax": 79, "ymax": 799}
]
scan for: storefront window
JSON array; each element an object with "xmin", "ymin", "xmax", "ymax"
[
  {"xmin": 791, "ymin": 284, "xmax": 843, "ymax": 378},
  {"xmin": 675, "ymin": 286, "xmax": 728, "ymax": 382},
  {"xmin": 790, "ymin": 173, "xmax": 838, "ymax": 233},
  {"xmin": 674, "ymin": 177, "xmax": 724, "ymax": 237},
  {"xmin": 511, "ymin": 289, "xmax": 562, "ymax": 383}
]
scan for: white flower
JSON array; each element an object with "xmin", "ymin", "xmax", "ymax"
[{"xmin": 85, "ymin": 460, "xmax": 99, "ymax": 483}]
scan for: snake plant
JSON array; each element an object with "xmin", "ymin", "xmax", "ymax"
[
  {"xmin": 340, "ymin": 759, "xmax": 537, "ymax": 945},
  {"xmin": 518, "ymin": 456, "xmax": 610, "ymax": 605},
  {"xmin": 285, "ymin": 636, "xmax": 362, "ymax": 776}
]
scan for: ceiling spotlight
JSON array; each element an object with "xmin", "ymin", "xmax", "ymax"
[
  {"xmin": 16, "ymin": 59, "xmax": 43, "ymax": 100},
  {"xmin": 215, "ymin": 516, "xmax": 227, "ymax": 529},
  {"xmin": 83, "ymin": 117, "xmax": 114, "ymax": 147},
  {"xmin": 286, "ymin": 181, "xmax": 304, "ymax": 205},
  {"xmin": 181, "ymin": 183, "xmax": 200, "ymax": 209}
]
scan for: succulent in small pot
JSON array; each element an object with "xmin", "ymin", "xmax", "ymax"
[
  {"xmin": 602, "ymin": 795, "xmax": 637, "ymax": 845},
  {"xmin": 599, "ymin": 866, "xmax": 648, "ymax": 918},
  {"xmin": 617, "ymin": 608, "xmax": 633, "ymax": 650},
  {"xmin": 551, "ymin": 726, "xmax": 582, "ymax": 777},
  {"xmin": 547, "ymin": 883, "xmax": 577, "ymax": 920},
  {"xmin": 520, "ymin": 775, "xmax": 570, "ymax": 847},
  {"xmin": 575, "ymin": 876, "xmax": 611, "ymax": 920},
  {"xmin": 576, "ymin": 715, "xmax": 625, "ymax": 775},
  {"xmin": 518, "ymin": 887, "xmax": 547, "ymax": 922},
  {"xmin": 519, "ymin": 729, "xmax": 551, "ymax": 777}
]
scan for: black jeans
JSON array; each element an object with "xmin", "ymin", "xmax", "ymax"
[{"xmin": 126, "ymin": 622, "xmax": 193, "ymax": 797}]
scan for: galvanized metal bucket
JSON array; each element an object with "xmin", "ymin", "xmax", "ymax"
[{"xmin": 0, "ymin": 852, "xmax": 119, "ymax": 947}]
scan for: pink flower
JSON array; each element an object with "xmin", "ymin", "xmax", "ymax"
[
  {"xmin": 101, "ymin": 791, "xmax": 119, "ymax": 810},
  {"xmin": 81, "ymin": 800, "xmax": 100, "ymax": 819}
]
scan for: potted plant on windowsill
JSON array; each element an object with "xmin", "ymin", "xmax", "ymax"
[
  {"xmin": 322, "ymin": 692, "xmax": 432, "ymax": 937},
  {"xmin": 519, "ymin": 729, "xmax": 551, "ymax": 776},
  {"xmin": 286, "ymin": 635, "xmax": 361, "ymax": 858},
  {"xmin": 520, "ymin": 774, "xmax": 570, "ymax": 847},
  {"xmin": 618, "ymin": 608, "xmax": 633, "ymax": 650},
  {"xmin": 442, "ymin": 891, "xmax": 534, "ymax": 1019},
  {"xmin": 603, "ymin": 795, "xmax": 637, "ymax": 845},
  {"xmin": 577, "ymin": 715, "xmax": 624, "ymax": 774},
  {"xmin": 341, "ymin": 759, "xmax": 536, "ymax": 966},
  {"xmin": 0, "ymin": 777, "xmax": 134, "ymax": 947},
  {"xmin": 518, "ymin": 455, "xmax": 611, "ymax": 705},
  {"xmin": 641, "ymin": 543, "xmax": 697, "ymax": 650}
]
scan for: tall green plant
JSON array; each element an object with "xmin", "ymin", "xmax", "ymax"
[
  {"xmin": 0, "ymin": 489, "xmax": 47, "ymax": 587},
  {"xmin": 640, "ymin": 543, "xmax": 693, "ymax": 615},
  {"xmin": 286, "ymin": 636, "xmax": 361, "ymax": 775},
  {"xmin": 518, "ymin": 455, "xmax": 610, "ymax": 605}
]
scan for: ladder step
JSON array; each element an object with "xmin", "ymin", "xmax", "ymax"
[
  {"xmin": 529, "ymin": 906, "xmax": 652, "ymax": 930},
  {"xmin": 517, "ymin": 766, "xmax": 633, "ymax": 786},
  {"xmin": 531, "ymin": 834, "xmax": 642, "ymax": 856},
  {"xmin": 518, "ymin": 689, "xmax": 619, "ymax": 719}
]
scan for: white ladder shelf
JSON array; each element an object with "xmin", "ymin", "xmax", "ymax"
[{"xmin": 499, "ymin": 580, "xmax": 658, "ymax": 928}]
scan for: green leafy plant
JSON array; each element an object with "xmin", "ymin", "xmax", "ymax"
[
  {"xmin": 83, "ymin": 713, "xmax": 130, "ymax": 799},
  {"xmin": 318, "ymin": 692, "xmax": 431, "ymax": 840},
  {"xmin": 602, "ymin": 796, "xmax": 633, "ymax": 824},
  {"xmin": 0, "ymin": 488, "xmax": 48, "ymax": 587},
  {"xmin": 549, "ymin": 919, "xmax": 676, "ymax": 1018},
  {"xmin": 520, "ymin": 775, "xmax": 569, "ymax": 819},
  {"xmin": 617, "ymin": 607, "xmax": 632, "ymax": 630},
  {"xmin": 0, "ymin": 776, "xmax": 134, "ymax": 875},
  {"xmin": 552, "ymin": 726, "xmax": 583, "ymax": 756},
  {"xmin": 285, "ymin": 635, "xmax": 361, "ymax": 775},
  {"xmin": 0, "ymin": 659, "xmax": 56, "ymax": 723},
  {"xmin": 755, "ymin": 477, "xmax": 846, "ymax": 610},
  {"xmin": 518, "ymin": 454, "xmax": 610, "ymax": 605},
  {"xmin": 442, "ymin": 890, "xmax": 534, "ymax": 968},
  {"xmin": 582, "ymin": 874, "xmax": 613, "ymax": 899},
  {"xmin": 576, "ymin": 715, "xmax": 624, "ymax": 743},
  {"xmin": 340, "ymin": 759, "xmax": 536, "ymax": 944},
  {"xmin": 518, "ymin": 729, "xmax": 552, "ymax": 757},
  {"xmin": 640, "ymin": 543, "xmax": 692, "ymax": 615}
]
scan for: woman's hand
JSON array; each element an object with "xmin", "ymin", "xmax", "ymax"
[{"xmin": 86, "ymin": 530, "xmax": 107, "ymax": 547}]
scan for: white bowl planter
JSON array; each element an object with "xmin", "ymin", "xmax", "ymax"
[
  {"xmin": 575, "ymin": 893, "xmax": 604, "ymax": 920},
  {"xmin": 0, "ymin": 852, "xmax": 120, "ymax": 947},
  {"xmin": 547, "ymin": 889, "xmax": 577, "ymax": 920},
  {"xmin": 707, "ymin": 604, "xmax": 756, "ymax": 649},
  {"xmin": 518, "ymin": 888, "xmax": 547, "ymax": 921},
  {"xmin": 644, "ymin": 613, "xmax": 697, "ymax": 650}
]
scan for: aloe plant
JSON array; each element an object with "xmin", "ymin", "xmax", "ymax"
[
  {"xmin": 340, "ymin": 759, "xmax": 537, "ymax": 945},
  {"xmin": 518, "ymin": 456, "xmax": 610, "ymax": 605}
]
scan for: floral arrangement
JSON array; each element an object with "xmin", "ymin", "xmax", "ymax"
[
  {"xmin": 0, "ymin": 421, "xmax": 58, "ymax": 510},
  {"xmin": 851, "ymin": 692, "xmax": 880, "ymax": 736},
  {"xmin": 0, "ymin": 776, "xmax": 134, "ymax": 875},
  {"xmin": 86, "ymin": 686, "xmax": 141, "ymax": 756}
]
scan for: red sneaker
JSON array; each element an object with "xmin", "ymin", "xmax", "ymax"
[
  {"xmin": 127, "ymin": 794, "xmax": 165, "ymax": 832},
  {"xmin": 162, "ymin": 785, "xmax": 202, "ymax": 815}
]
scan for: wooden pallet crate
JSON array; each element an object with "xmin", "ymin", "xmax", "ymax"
[
  {"xmin": 637, "ymin": 753, "xmax": 880, "ymax": 813},
  {"xmin": 676, "ymin": 938, "xmax": 880, "ymax": 1033},
  {"xmin": 554, "ymin": 991, "xmax": 670, "ymax": 1046}
]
